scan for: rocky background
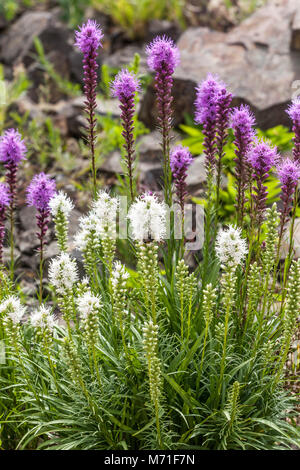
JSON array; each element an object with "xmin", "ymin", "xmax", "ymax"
[{"xmin": 0, "ymin": 0, "xmax": 300, "ymax": 284}]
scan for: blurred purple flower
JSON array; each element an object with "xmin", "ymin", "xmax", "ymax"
[
  {"xmin": 112, "ymin": 69, "xmax": 140, "ymax": 100},
  {"xmin": 230, "ymin": 104, "xmax": 256, "ymax": 224},
  {"xmin": 170, "ymin": 145, "xmax": 193, "ymax": 210},
  {"xmin": 287, "ymin": 98, "xmax": 300, "ymax": 163},
  {"xmin": 26, "ymin": 173, "xmax": 56, "ymax": 212},
  {"xmin": 0, "ymin": 183, "xmax": 10, "ymax": 264},
  {"xmin": 146, "ymin": 35, "xmax": 179, "ymax": 75},
  {"xmin": 75, "ymin": 20, "xmax": 103, "ymax": 193},
  {"xmin": 146, "ymin": 36, "xmax": 179, "ymax": 205},
  {"xmin": 0, "ymin": 128, "xmax": 26, "ymax": 165},
  {"xmin": 248, "ymin": 139, "xmax": 279, "ymax": 226},
  {"xmin": 112, "ymin": 70, "xmax": 140, "ymax": 201},
  {"xmin": 74, "ymin": 19, "xmax": 103, "ymax": 54}
]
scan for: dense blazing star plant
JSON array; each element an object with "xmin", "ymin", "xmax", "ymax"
[
  {"xmin": 0, "ymin": 129, "xmax": 26, "ymax": 277},
  {"xmin": 26, "ymin": 173, "xmax": 56, "ymax": 302},
  {"xmin": 0, "ymin": 20, "xmax": 300, "ymax": 452}
]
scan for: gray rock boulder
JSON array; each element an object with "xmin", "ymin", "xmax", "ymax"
[{"xmin": 140, "ymin": 0, "xmax": 300, "ymax": 130}]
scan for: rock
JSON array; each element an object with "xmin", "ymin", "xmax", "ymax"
[
  {"xmin": 137, "ymin": 131, "xmax": 180, "ymax": 162},
  {"xmin": 100, "ymin": 151, "xmax": 123, "ymax": 174},
  {"xmin": 0, "ymin": 10, "xmax": 71, "ymax": 67},
  {"xmin": 281, "ymin": 218, "xmax": 300, "ymax": 259},
  {"xmin": 19, "ymin": 206, "xmax": 37, "ymax": 231},
  {"xmin": 146, "ymin": 19, "xmax": 181, "ymax": 43},
  {"xmin": 186, "ymin": 155, "xmax": 206, "ymax": 190},
  {"xmin": 27, "ymin": 50, "xmax": 71, "ymax": 104},
  {"xmin": 140, "ymin": 0, "xmax": 300, "ymax": 130},
  {"xmin": 291, "ymin": 8, "xmax": 300, "ymax": 50},
  {"xmin": 17, "ymin": 229, "xmax": 40, "ymax": 253},
  {"xmin": 103, "ymin": 45, "xmax": 148, "ymax": 74}
]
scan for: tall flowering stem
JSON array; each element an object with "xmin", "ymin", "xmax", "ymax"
[
  {"xmin": 230, "ymin": 105, "xmax": 255, "ymax": 226},
  {"xmin": 195, "ymin": 74, "xmax": 222, "ymax": 171},
  {"xmin": 170, "ymin": 145, "xmax": 192, "ymax": 214},
  {"xmin": 277, "ymin": 159, "xmax": 300, "ymax": 254},
  {"xmin": 26, "ymin": 173, "xmax": 56, "ymax": 303},
  {"xmin": 215, "ymin": 85, "xmax": 232, "ymax": 213},
  {"xmin": 247, "ymin": 140, "xmax": 278, "ymax": 237},
  {"xmin": 146, "ymin": 36, "xmax": 180, "ymax": 207},
  {"xmin": 272, "ymin": 160, "xmax": 300, "ymax": 311},
  {"xmin": 284, "ymin": 100, "xmax": 300, "ymax": 284},
  {"xmin": 112, "ymin": 70, "xmax": 140, "ymax": 202},
  {"xmin": 75, "ymin": 20, "xmax": 103, "ymax": 196},
  {"xmin": 0, "ymin": 184, "xmax": 10, "ymax": 264},
  {"xmin": 128, "ymin": 194, "xmax": 166, "ymax": 323},
  {"xmin": 0, "ymin": 129, "xmax": 26, "ymax": 278},
  {"xmin": 215, "ymin": 225, "xmax": 247, "ymax": 401}
]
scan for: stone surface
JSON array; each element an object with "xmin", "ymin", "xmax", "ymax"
[
  {"xmin": 140, "ymin": 0, "xmax": 300, "ymax": 130},
  {"xmin": 103, "ymin": 45, "xmax": 148, "ymax": 75},
  {"xmin": 291, "ymin": 8, "xmax": 300, "ymax": 51},
  {"xmin": 281, "ymin": 218, "xmax": 300, "ymax": 259},
  {"xmin": 0, "ymin": 10, "xmax": 71, "ymax": 67}
]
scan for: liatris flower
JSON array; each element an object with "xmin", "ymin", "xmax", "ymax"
[
  {"xmin": 0, "ymin": 295, "xmax": 26, "ymax": 324},
  {"xmin": 0, "ymin": 183, "xmax": 10, "ymax": 264},
  {"xmin": 143, "ymin": 319, "xmax": 163, "ymax": 446},
  {"xmin": 111, "ymin": 261, "xmax": 129, "ymax": 351},
  {"xmin": 31, "ymin": 305, "xmax": 55, "ymax": 347},
  {"xmin": 49, "ymin": 191, "xmax": 74, "ymax": 253},
  {"xmin": 287, "ymin": 98, "xmax": 300, "ymax": 163},
  {"xmin": 277, "ymin": 159, "xmax": 300, "ymax": 240},
  {"xmin": 247, "ymin": 139, "xmax": 279, "ymax": 227},
  {"xmin": 77, "ymin": 289, "xmax": 102, "ymax": 385},
  {"xmin": 77, "ymin": 289, "xmax": 101, "ymax": 344},
  {"xmin": 230, "ymin": 105, "xmax": 256, "ymax": 225},
  {"xmin": 92, "ymin": 191, "xmax": 119, "ymax": 272},
  {"xmin": 0, "ymin": 128, "xmax": 26, "ymax": 276},
  {"xmin": 128, "ymin": 193, "xmax": 167, "ymax": 243},
  {"xmin": 75, "ymin": 20, "xmax": 104, "ymax": 194},
  {"xmin": 31, "ymin": 305, "xmax": 55, "ymax": 332},
  {"xmin": 112, "ymin": 69, "xmax": 140, "ymax": 201},
  {"xmin": 49, "ymin": 253, "xmax": 79, "ymax": 334},
  {"xmin": 176, "ymin": 259, "xmax": 197, "ymax": 340},
  {"xmin": 146, "ymin": 36, "xmax": 180, "ymax": 205},
  {"xmin": 215, "ymin": 82, "xmax": 232, "ymax": 209},
  {"xmin": 275, "ymin": 259, "xmax": 300, "ymax": 385},
  {"xmin": 0, "ymin": 295, "xmax": 26, "ymax": 343},
  {"xmin": 48, "ymin": 253, "xmax": 79, "ymax": 296},
  {"xmin": 215, "ymin": 225, "xmax": 247, "ymax": 269},
  {"xmin": 170, "ymin": 145, "xmax": 193, "ymax": 212},
  {"xmin": 27, "ymin": 173, "xmax": 56, "ymax": 303},
  {"xmin": 215, "ymin": 225, "xmax": 246, "ymax": 398},
  {"xmin": 194, "ymin": 74, "xmax": 223, "ymax": 169}
]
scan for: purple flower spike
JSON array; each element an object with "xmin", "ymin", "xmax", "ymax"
[
  {"xmin": 26, "ymin": 173, "xmax": 56, "ymax": 302},
  {"xmin": 75, "ymin": 20, "xmax": 103, "ymax": 194},
  {"xmin": 0, "ymin": 128, "xmax": 26, "ymax": 165},
  {"xmin": 75, "ymin": 19, "xmax": 103, "ymax": 54},
  {"xmin": 195, "ymin": 74, "xmax": 223, "ymax": 126},
  {"xmin": 287, "ymin": 98, "xmax": 300, "ymax": 163},
  {"xmin": 0, "ymin": 183, "xmax": 10, "ymax": 265},
  {"xmin": 230, "ymin": 104, "xmax": 256, "ymax": 225},
  {"xmin": 112, "ymin": 69, "xmax": 140, "ymax": 100},
  {"xmin": 112, "ymin": 70, "xmax": 140, "ymax": 201},
  {"xmin": 146, "ymin": 36, "xmax": 180, "ymax": 75},
  {"xmin": 0, "ymin": 128, "xmax": 26, "ymax": 275},
  {"xmin": 247, "ymin": 139, "xmax": 279, "ymax": 226},
  {"xmin": 170, "ymin": 145, "xmax": 193, "ymax": 211},
  {"xmin": 278, "ymin": 158, "xmax": 300, "ymax": 227},
  {"xmin": 146, "ymin": 35, "xmax": 180, "ymax": 205},
  {"xmin": 26, "ymin": 173, "xmax": 56, "ymax": 212},
  {"xmin": 215, "ymin": 82, "xmax": 232, "ymax": 208}
]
